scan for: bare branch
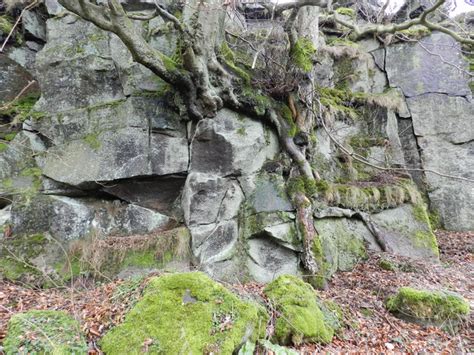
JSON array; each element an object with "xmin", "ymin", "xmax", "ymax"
[
  {"xmin": 329, "ymin": 0, "xmax": 474, "ymax": 45},
  {"xmin": 0, "ymin": 0, "xmax": 40, "ymax": 53}
]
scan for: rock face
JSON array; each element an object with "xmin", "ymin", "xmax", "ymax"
[
  {"xmin": 0, "ymin": 2, "xmax": 470, "ymax": 287},
  {"xmin": 383, "ymin": 32, "xmax": 473, "ymax": 231}
]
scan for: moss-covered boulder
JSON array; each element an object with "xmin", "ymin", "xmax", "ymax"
[
  {"xmin": 386, "ymin": 287, "xmax": 470, "ymax": 328},
  {"xmin": 100, "ymin": 272, "xmax": 268, "ymax": 354},
  {"xmin": 263, "ymin": 275, "xmax": 337, "ymax": 346},
  {"xmin": 3, "ymin": 310, "xmax": 87, "ymax": 354}
]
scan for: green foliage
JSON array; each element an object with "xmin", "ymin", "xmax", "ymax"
[
  {"xmin": 386, "ymin": 287, "xmax": 470, "ymax": 325},
  {"xmin": 0, "ymin": 142, "xmax": 8, "ymax": 153},
  {"xmin": 100, "ymin": 272, "xmax": 268, "ymax": 354},
  {"xmin": 264, "ymin": 275, "xmax": 335, "ymax": 345},
  {"xmin": 3, "ymin": 310, "xmax": 87, "ymax": 354},
  {"xmin": 291, "ymin": 37, "xmax": 317, "ymax": 72}
]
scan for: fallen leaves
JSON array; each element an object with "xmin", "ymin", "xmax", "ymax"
[{"xmin": 0, "ymin": 231, "xmax": 472, "ymax": 353}]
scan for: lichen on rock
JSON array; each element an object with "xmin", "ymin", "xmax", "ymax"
[
  {"xmin": 100, "ymin": 272, "xmax": 268, "ymax": 354},
  {"xmin": 263, "ymin": 274, "xmax": 337, "ymax": 345}
]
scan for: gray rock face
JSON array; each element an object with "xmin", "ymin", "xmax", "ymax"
[
  {"xmin": 42, "ymin": 128, "xmax": 188, "ymax": 187},
  {"xmin": 315, "ymin": 218, "xmax": 374, "ymax": 276},
  {"xmin": 384, "ymin": 31, "xmax": 473, "ymax": 231},
  {"xmin": 407, "ymin": 94, "xmax": 474, "ymax": 230},
  {"xmin": 34, "ymin": 16, "xmax": 124, "ymax": 113},
  {"xmin": 103, "ymin": 176, "xmax": 186, "ymax": 213},
  {"xmin": 190, "ymin": 109, "xmax": 278, "ymax": 176},
  {"xmin": 182, "ymin": 112, "xmax": 281, "ymax": 280},
  {"xmin": 385, "ymin": 32, "xmax": 471, "ymax": 97},
  {"xmin": 11, "ymin": 195, "xmax": 171, "ymax": 240},
  {"xmin": 247, "ymin": 237, "xmax": 300, "ymax": 283},
  {"xmin": 0, "ymin": 55, "xmax": 39, "ymax": 105}
]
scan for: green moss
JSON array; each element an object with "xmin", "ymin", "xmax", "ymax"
[
  {"xmin": 121, "ymin": 250, "xmax": 157, "ymax": 268},
  {"xmin": 0, "ymin": 16, "xmax": 14, "ymax": 33},
  {"xmin": 349, "ymin": 134, "xmax": 386, "ymax": 149},
  {"xmin": 83, "ymin": 133, "xmax": 101, "ymax": 150},
  {"xmin": 326, "ymin": 37, "xmax": 358, "ymax": 47},
  {"xmin": 399, "ymin": 26, "xmax": 431, "ymax": 39},
  {"xmin": 3, "ymin": 310, "xmax": 87, "ymax": 354},
  {"xmin": 0, "ymin": 142, "xmax": 7, "ymax": 153},
  {"xmin": 0, "ymin": 257, "xmax": 38, "ymax": 280},
  {"xmin": 4, "ymin": 132, "xmax": 17, "ymax": 141},
  {"xmin": 335, "ymin": 7, "xmax": 356, "ymax": 18},
  {"xmin": 100, "ymin": 272, "xmax": 268, "ymax": 354},
  {"xmin": 221, "ymin": 42, "xmax": 252, "ymax": 85},
  {"xmin": 0, "ymin": 234, "xmax": 47, "ymax": 281},
  {"xmin": 386, "ymin": 287, "xmax": 470, "ymax": 325},
  {"xmin": 379, "ymin": 259, "xmax": 397, "ymax": 271},
  {"xmin": 413, "ymin": 231, "xmax": 439, "ymax": 256},
  {"xmin": 241, "ymin": 87, "xmax": 271, "ymax": 116},
  {"xmin": 280, "ymin": 104, "xmax": 298, "ymax": 137},
  {"xmin": 0, "ymin": 92, "xmax": 42, "ymax": 122},
  {"xmin": 291, "ymin": 37, "xmax": 317, "ymax": 73},
  {"xmin": 318, "ymin": 87, "xmax": 361, "ymax": 119},
  {"xmin": 237, "ymin": 126, "xmax": 246, "ymax": 136},
  {"xmin": 287, "ymin": 176, "xmax": 319, "ymax": 199},
  {"xmin": 264, "ymin": 275, "xmax": 335, "ymax": 345},
  {"xmin": 159, "ymin": 53, "xmax": 179, "ymax": 71}
]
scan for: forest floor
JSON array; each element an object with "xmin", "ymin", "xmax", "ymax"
[{"xmin": 0, "ymin": 230, "xmax": 472, "ymax": 354}]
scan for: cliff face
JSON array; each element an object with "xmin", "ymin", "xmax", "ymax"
[{"xmin": 0, "ymin": 1, "xmax": 472, "ymax": 286}]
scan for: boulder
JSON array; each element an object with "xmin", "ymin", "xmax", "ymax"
[
  {"xmin": 100, "ymin": 272, "xmax": 268, "ymax": 354},
  {"xmin": 3, "ymin": 310, "xmax": 87, "ymax": 354},
  {"xmin": 263, "ymin": 275, "xmax": 337, "ymax": 345},
  {"xmin": 386, "ymin": 287, "xmax": 470, "ymax": 329}
]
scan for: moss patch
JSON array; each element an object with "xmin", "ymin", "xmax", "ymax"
[
  {"xmin": 100, "ymin": 272, "xmax": 268, "ymax": 354},
  {"xmin": 264, "ymin": 275, "xmax": 335, "ymax": 346},
  {"xmin": 386, "ymin": 287, "xmax": 470, "ymax": 327},
  {"xmin": 0, "ymin": 92, "xmax": 44, "ymax": 122},
  {"xmin": 0, "ymin": 234, "xmax": 47, "ymax": 282},
  {"xmin": 3, "ymin": 310, "xmax": 87, "ymax": 354},
  {"xmin": 335, "ymin": 7, "xmax": 356, "ymax": 18},
  {"xmin": 291, "ymin": 37, "xmax": 317, "ymax": 73}
]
